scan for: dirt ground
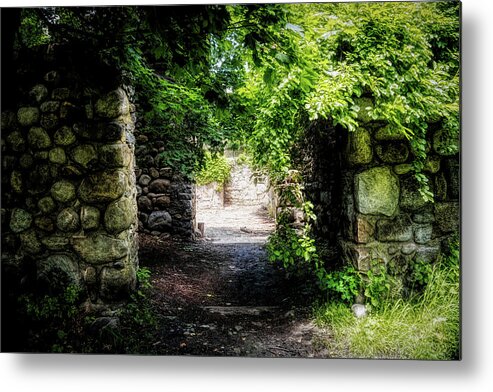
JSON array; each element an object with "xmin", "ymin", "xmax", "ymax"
[{"xmin": 138, "ymin": 205, "xmax": 331, "ymax": 358}]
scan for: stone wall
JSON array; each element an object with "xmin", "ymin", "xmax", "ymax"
[
  {"xmin": 1, "ymin": 47, "xmax": 138, "ymax": 306},
  {"xmin": 134, "ymin": 133, "xmax": 196, "ymax": 239},
  {"xmin": 341, "ymin": 114, "xmax": 459, "ymax": 278},
  {"xmin": 302, "ymin": 99, "xmax": 459, "ymax": 289},
  {"xmin": 196, "ymin": 151, "xmax": 272, "ymax": 210}
]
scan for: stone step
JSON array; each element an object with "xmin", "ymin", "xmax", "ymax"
[{"xmin": 202, "ymin": 306, "xmax": 278, "ymax": 316}]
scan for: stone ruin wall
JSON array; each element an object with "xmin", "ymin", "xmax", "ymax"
[
  {"xmin": 1, "ymin": 47, "xmax": 139, "ymax": 307},
  {"xmin": 304, "ymin": 97, "xmax": 460, "ymax": 289},
  {"xmin": 133, "ymin": 134, "xmax": 196, "ymax": 240},
  {"xmin": 196, "ymin": 150, "xmax": 272, "ymax": 210}
]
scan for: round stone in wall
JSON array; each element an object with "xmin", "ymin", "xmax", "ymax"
[
  {"xmin": 78, "ymin": 170, "xmax": 127, "ymax": 203},
  {"xmin": 9, "ymin": 208, "xmax": 32, "ymax": 233},
  {"xmin": 20, "ymin": 230, "xmax": 43, "ymax": 254},
  {"xmin": 139, "ymin": 174, "xmax": 151, "ymax": 187},
  {"xmin": 6, "ymin": 131, "xmax": 26, "ymax": 152},
  {"xmin": 137, "ymin": 196, "xmax": 152, "ymax": 212},
  {"xmin": 72, "ymin": 232, "xmax": 128, "ymax": 264},
  {"xmin": 10, "ymin": 171, "xmax": 23, "ymax": 193},
  {"xmin": 51, "ymin": 180, "xmax": 76, "ymax": 203},
  {"xmin": 49, "ymin": 147, "xmax": 66, "ymax": 164},
  {"xmin": 38, "ymin": 196, "xmax": 56, "ymax": 214},
  {"xmin": 40, "ymin": 113, "xmax": 59, "ymax": 130},
  {"xmin": 81, "ymin": 205, "xmax": 100, "ymax": 230},
  {"xmin": 104, "ymin": 197, "xmax": 135, "ymax": 233},
  {"xmin": 35, "ymin": 216, "xmax": 54, "ymax": 232},
  {"xmin": 29, "ymin": 84, "xmax": 48, "ymax": 103},
  {"xmin": 56, "ymin": 208, "xmax": 80, "ymax": 232},
  {"xmin": 54, "ymin": 126, "xmax": 76, "ymax": 146},
  {"xmin": 149, "ymin": 179, "xmax": 171, "ymax": 193},
  {"xmin": 17, "ymin": 107, "xmax": 40, "ymax": 126},
  {"xmin": 28, "ymin": 127, "xmax": 51, "ymax": 149},
  {"xmin": 19, "ymin": 154, "xmax": 34, "ymax": 168},
  {"xmin": 149, "ymin": 168, "xmax": 159, "ymax": 179},
  {"xmin": 71, "ymin": 144, "xmax": 97, "ymax": 168},
  {"xmin": 148, "ymin": 211, "xmax": 172, "ymax": 231},
  {"xmin": 40, "ymin": 101, "xmax": 61, "ymax": 113},
  {"xmin": 355, "ymin": 167, "xmax": 399, "ymax": 217},
  {"xmin": 95, "ymin": 88, "xmax": 130, "ymax": 119}
]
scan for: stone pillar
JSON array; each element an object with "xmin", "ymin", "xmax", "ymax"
[
  {"xmin": 134, "ymin": 135, "xmax": 197, "ymax": 239},
  {"xmin": 1, "ymin": 49, "xmax": 138, "ymax": 307},
  {"xmin": 339, "ymin": 98, "xmax": 459, "ymax": 285}
]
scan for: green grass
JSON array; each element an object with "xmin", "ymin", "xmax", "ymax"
[{"xmin": 314, "ymin": 245, "xmax": 460, "ymax": 360}]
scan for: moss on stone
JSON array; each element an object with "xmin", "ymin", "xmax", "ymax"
[
  {"xmin": 19, "ymin": 154, "xmax": 34, "ymax": 168},
  {"xmin": 6, "ymin": 131, "xmax": 26, "ymax": 152},
  {"xmin": 56, "ymin": 208, "xmax": 80, "ymax": 232},
  {"xmin": 10, "ymin": 171, "xmax": 23, "ymax": 193},
  {"xmin": 78, "ymin": 170, "xmax": 127, "ymax": 203},
  {"xmin": 95, "ymin": 88, "xmax": 130, "ymax": 119},
  {"xmin": 347, "ymin": 128, "xmax": 373, "ymax": 165},
  {"xmin": 51, "ymin": 180, "xmax": 76, "ymax": 203},
  {"xmin": 20, "ymin": 230, "xmax": 43, "ymax": 254},
  {"xmin": 374, "ymin": 124, "xmax": 407, "ymax": 141},
  {"xmin": 375, "ymin": 143, "xmax": 409, "ymax": 163},
  {"xmin": 400, "ymin": 175, "xmax": 432, "ymax": 211},
  {"xmin": 28, "ymin": 126, "xmax": 51, "ymax": 149},
  {"xmin": 54, "ymin": 126, "xmax": 76, "ymax": 146},
  {"xmin": 355, "ymin": 167, "xmax": 399, "ymax": 216},
  {"xmin": 81, "ymin": 205, "xmax": 100, "ymax": 230},
  {"xmin": 49, "ymin": 147, "xmax": 67, "ymax": 164},
  {"xmin": 71, "ymin": 144, "xmax": 97, "ymax": 168},
  {"xmin": 72, "ymin": 233, "xmax": 129, "ymax": 264},
  {"xmin": 38, "ymin": 196, "xmax": 56, "ymax": 214},
  {"xmin": 17, "ymin": 107, "xmax": 40, "ymax": 126},
  {"xmin": 104, "ymin": 197, "xmax": 135, "ymax": 234},
  {"xmin": 10, "ymin": 208, "xmax": 32, "ymax": 233}
]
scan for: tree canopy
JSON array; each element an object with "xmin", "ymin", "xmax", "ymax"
[{"xmin": 8, "ymin": 2, "xmax": 459, "ymax": 187}]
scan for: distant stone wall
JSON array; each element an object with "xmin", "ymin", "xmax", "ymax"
[
  {"xmin": 196, "ymin": 151, "xmax": 272, "ymax": 210},
  {"xmin": 1, "ymin": 47, "xmax": 138, "ymax": 306},
  {"xmin": 134, "ymin": 133, "xmax": 196, "ymax": 239}
]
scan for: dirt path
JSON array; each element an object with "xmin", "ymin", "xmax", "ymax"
[{"xmin": 138, "ymin": 206, "xmax": 330, "ymax": 357}]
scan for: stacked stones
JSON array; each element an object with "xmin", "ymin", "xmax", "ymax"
[
  {"xmin": 339, "ymin": 98, "xmax": 459, "ymax": 281},
  {"xmin": 223, "ymin": 154, "xmax": 270, "ymax": 208},
  {"xmin": 134, "ymin": 134, "xmax": 196, "ymax": 238},
  {"xmin": 196, "ymin": 150, "xmax": 271, "ymax": 210},
  {"xmin": 1, "ymin": 64, "xmax": 138, "ymax": 305}
]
